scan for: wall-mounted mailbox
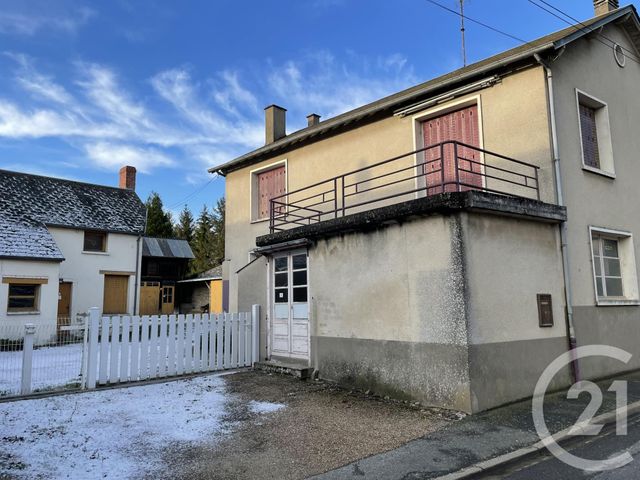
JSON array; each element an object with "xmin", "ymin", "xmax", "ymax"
[{"xmin": 537, "ymin": 294, "xmax": 553, "ymax": 327}]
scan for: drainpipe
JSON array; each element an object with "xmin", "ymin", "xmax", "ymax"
[
  {"xmin": 535, "ymin": 53, "xmax": 580, "ymax": 383},
  {"xmin": 134, "ymin": 233, "xmax": 142, "ymax": 314}
]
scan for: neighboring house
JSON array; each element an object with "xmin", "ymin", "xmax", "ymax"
[
  {"xmin": 212, "ymin": 1, "xmax": 640, "ymax": 413},
  {"xmin": 140, "ymin": 237, "xmax": 194, "ymax": 315},
  {"xmin": 177, "ymin": 265, "xmax": 226, "ymax": 314},
  {"xmin": 0, "ymin": 166, "xmax": 145, "ymax": 343}
]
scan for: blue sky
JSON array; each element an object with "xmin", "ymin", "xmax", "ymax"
[{"xmin": 0, "ymin": 0, "xmax": 602, "ymax": 217}]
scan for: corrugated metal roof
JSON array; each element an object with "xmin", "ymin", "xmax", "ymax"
[{"xmin": 142, "ymin": 237, "xmax": 195, "ymax": 259}]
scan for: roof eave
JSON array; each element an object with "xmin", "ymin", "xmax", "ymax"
[
  {"xmin": 0, "ymin": 255, "xmax": 65, "ymax": 263},
  {"xmin": 552, "ymin": 5, "xmax": 638, "ymax": 49}
]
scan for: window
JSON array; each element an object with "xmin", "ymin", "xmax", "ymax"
[
  {"xmin": 592, "ymin": 236, "xmax": 623, "ymax": 297},
  {"xmin": 579, "ymin": 104, "xmax": 600, "ymax": 169},
  {"xmin": 576, "ymin": 90, "xmax": 615, "ymax": 176},
  {"xmin": 83, "ymin": 231, "xmax": 107, "ymax": 252},
  {"xmin": 274, "ymin": 256, "xmax": 288, "ymax": 303},
  {"xmin": 590, "ymin": 228, "xmax": 639, "ymax": 305},
  {"xmin": 7, "ymin": 284, "xmax": 40, "ymax": 313},
  {"xmin": 251, "ymin": 162, "xmax": 286, "ymax": 221}
]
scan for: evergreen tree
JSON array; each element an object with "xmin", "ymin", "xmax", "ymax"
[
  {"xmin": 145, "ymin": 192, "xmax": 174, "ymax": 238},
  {"xmin": 190, "ymin": 205, "xmax": 215, "ymax": 274},
  {"xmin": 174, "ymin": 205, "xmax": 194, "ymax": 243},
  {"xmin": 210, "ymin": 198, "xmax": 225, "ymax": 266}
]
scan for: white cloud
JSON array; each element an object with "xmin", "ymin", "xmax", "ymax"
[
  {"xmin": 0, "ymin": 49, "xmax": 418, "ymax": 182},
  {"xmin": 213, "ymin": 70, "xmax": 259, "ymax": 116},
  {"xmin": 0, "ymin": 7, "xmax": 95, "ymax": 36},
  {"xmin": 267, "ymin": 51, "xmax": 417, "ymax": 120},
  {"xmin": 77, "ymin": 63, "xmax": 153, "ymax": 130},
  {"xmin": 84, "ymin": 142, "xmax": 175, "ymax": 174},
  {"xmin": 151, "ymin": 67, "xmax": 263, "ymax": 147},
  {"xmin": 4, "ymin": 52, "xmax": 75, "ymax": 106}
]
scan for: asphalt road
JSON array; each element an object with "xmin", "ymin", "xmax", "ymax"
[{"xmin": 475, "ymin": 412, "xmax": 640, "ymax": 479}]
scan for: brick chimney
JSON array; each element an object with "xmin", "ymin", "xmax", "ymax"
[
  {"xmin": 594, "ymin": 0, "xmax": 618, "ymax": 15},
  {"xmin": 119, "ymin": 166, "xmax": 136, "ymax": 191},
  {"xmin": 265, "ymin": 105, "xmax": 286, "ymax": 144},
  {"xmin": 307, "ymin": 113, "xmax": 321, "ymax": 127}
]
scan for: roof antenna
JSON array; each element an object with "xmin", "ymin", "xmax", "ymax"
[{"xmin": 460, "ymin": 0, "xmax": 467, "ymax": 67}]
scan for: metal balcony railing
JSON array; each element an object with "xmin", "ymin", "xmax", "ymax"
[{"xmin": 269, "ymin": 140, "xmax": 540, "ymax": 233}]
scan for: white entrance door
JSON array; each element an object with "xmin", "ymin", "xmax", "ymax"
[{"xmin": 271, "ymin": 251, "xmax": 309, "ymax": 360}]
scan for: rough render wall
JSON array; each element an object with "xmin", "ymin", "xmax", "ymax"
[
  {"xmin": 552, "ymin": 24, "xmax": 640, "ymax": 378},
  {"xmin": 309, "ymin": 215, "xmax": 473, "ymax": 412},
  {"xmin": 462, "ymin": 213, "xmax": 571, "ymax": 411},
  {"xmin": 225, "ymin": 65, "xmax": 553, "ymax": 318}
]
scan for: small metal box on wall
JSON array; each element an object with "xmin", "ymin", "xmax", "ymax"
[{"xmin": 537, "ymin": 294, "xmax": 553, "ymax": 327}]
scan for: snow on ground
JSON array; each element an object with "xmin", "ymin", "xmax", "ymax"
[
  {"xmin": 0, "ymin": 343, "xmax": 83, "ymax": 396},
  {"xmin": 248, "ymin": 399, "xmax": 285, "ymax": 414},
  {"xmin": 0, "ymin": 374, "xmax": 285, "ymax": 479}
]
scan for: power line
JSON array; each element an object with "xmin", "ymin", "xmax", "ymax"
[
  {"xmin": 533, "ymin": 0, "xmax": 639, "ymax": 59},
  {"xmin": 527, "ymin": 0, "xmax": 640, "ymax": 65},
  {"xmin": 167, "ymin": 176, "xmax": 216, "ymax": 210},
  {"xmin": 424, "ymin": 0, "xmax": 533, "ymax": 46}
]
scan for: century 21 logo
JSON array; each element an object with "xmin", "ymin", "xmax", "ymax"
[{"xmin": 532, "ymin": 345, "xmax": 632, "ymax": 472}]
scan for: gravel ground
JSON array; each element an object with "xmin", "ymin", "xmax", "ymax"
[{"xmin": 163, "ymin": 370, "xmax": 463, "ymax": 480}]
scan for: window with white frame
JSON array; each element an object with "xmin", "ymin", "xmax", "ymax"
[
  {"xmin": 590, "ymin": 228, "xmax": 639, "ymax": 304},
  {"xmin": 577, "ymin": 90, "xmax": 615, "ymax": 176}
]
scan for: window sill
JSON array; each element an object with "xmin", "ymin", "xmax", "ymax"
[
  {"xmin": 582, "ymin": 165, "xmax": 616, "ymax": 179},
  {"xmin": 7, "ymin": 311, "xmax": 40, "ymax": 316},
  {"xmin": 596, "ymin": 298, "xmax": 640, "ymax": 307},
  {"xmin": 82, "ymin": 251, "xmax": 109, "ymax": 255},
  {"xmin": 250, "ymin": 218, "xmax": 270, "ymax": 225}
]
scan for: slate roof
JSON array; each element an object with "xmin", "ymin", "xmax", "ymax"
[
  {"xmin": 0, "ymin": 216, "xmax": 64, "ymax": 261},
  {"xmin": 142, "ymin": 237, "xmax": 195, "ymax": 259},
  {"xmin": 212, "ymin": 5, "xmax": 640, "ymax": 175},
  {"xmin": 0, "ymin": 169, "xmax": 146, "ymax": 261}
]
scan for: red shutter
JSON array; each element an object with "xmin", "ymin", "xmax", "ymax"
[
  {"xmin": 579, "ymin": 104, "xmax": 600, "ymax": 168},
  {"xmin": 257, "ymin": 165, "xmax": 286, "ymax": 219},
  {"xmin": 422, "ymin": 105, "xmax": 481, "ymax": 194}
]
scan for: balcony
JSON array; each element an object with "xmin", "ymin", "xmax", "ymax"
[{"xmin": 269, "ymin": 141, "xmax": 541, "ymax": 233}]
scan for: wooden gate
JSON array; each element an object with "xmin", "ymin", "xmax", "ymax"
[
  {"xmin": 84, "ymin": 311, "xmax": 257, "ymax": 388},
  {"xmin": 140, "ymin": 282, "xmax": 161, "ymax": 315}
]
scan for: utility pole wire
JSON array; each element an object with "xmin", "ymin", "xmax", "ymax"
[
  {"xmin": 424, "ymin": 0, "xmax": 535, "ymax": 47},
  {"xmin": 460, "ymin": 0, "xmax": 467, "ymax": 66},
  {"xmin": 527, "ymin": 0, "xmax": 640, "ymax": 65},
  {"xmin": 533, "ymin": 0, "xmax": 639, "ymax": 59}
]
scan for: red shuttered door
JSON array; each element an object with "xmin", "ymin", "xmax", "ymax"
[
  {"xmin": 422, "ymin": 105, "xmax": 481, "ymax": 194},
  {"xmin": 258, "ymin": 165, "xmax": 286, "ymax": 219}
]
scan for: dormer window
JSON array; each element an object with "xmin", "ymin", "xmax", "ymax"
[{"xmin": 83, "ymin": 231, "xmax": 107, "ymax": 252}]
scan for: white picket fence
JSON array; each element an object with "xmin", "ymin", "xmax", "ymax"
[
  {"xmin": 1, "ymin": 305, "xmax": 261, "ymax": 398},
  {"xmin": 85, "ymin": 307, "xmax": 259, "ymax": 388}
]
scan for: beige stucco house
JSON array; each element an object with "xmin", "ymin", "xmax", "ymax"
[
  {"xmin": 0, "ymin": 167, "xmax": 146, "ymax": 344},
  {"xmin": 212, "ymin": 1, "xmax": 640, "ymax": 412}
]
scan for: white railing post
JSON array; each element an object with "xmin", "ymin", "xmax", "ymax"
[
  {"xmin": 251, "ymin": 304, "xmax": 260, "ymax": 366},
  {"xmin": 85, "ymin": 307, "xmax": 100, "ymax": 389},
  {"xmin": 20, "ymin": 323, "xmax": 36, "ymax": 395},
  {"xmin": 80, "ymin": 314, "xmax": 89, "ymax": 389}
]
